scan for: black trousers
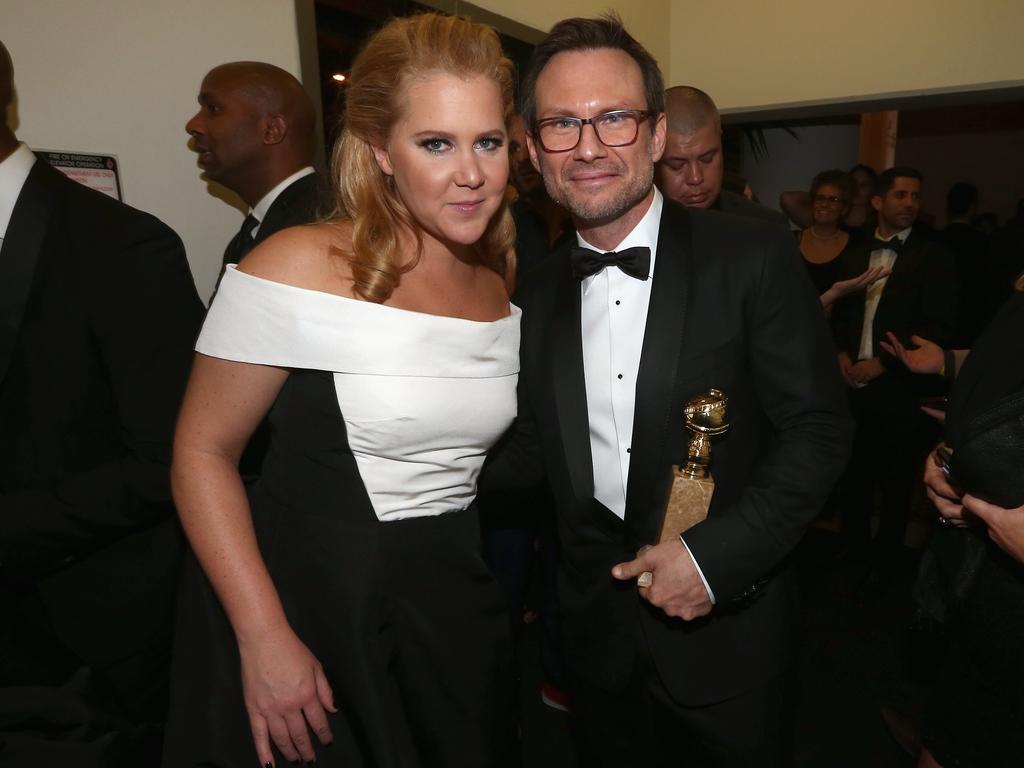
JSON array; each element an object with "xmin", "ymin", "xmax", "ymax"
[
  {"xmin": 569, "ymin": 643, "xmax": 796, "ymax": 768},
  {"xmin": 840, "ymin": 377, "xmax": 920, "ymax": 561}
]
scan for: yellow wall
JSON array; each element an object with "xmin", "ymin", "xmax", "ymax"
[
  {"xmin": 468, "ymin": 0, "xmax": 1024, "ymax": 113},
  {"xmin": 666, "ymin": 0, "xmax": 1024, "ymax": 112},
  {"xmin": 464, "ymin": 0, "xmax": 672, "ymax": 77}
]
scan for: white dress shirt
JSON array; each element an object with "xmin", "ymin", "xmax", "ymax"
[
  {"xmin": 578, "ymin": 188, "xmax": 715, "ymax": 602},
  {"xmin": 0, "ymin": 143, "xmax": 37, "ymax": 249},
  {"xmin": 247, "ymin": 165, "xmax": 316, "ymax": 239},
  {"xmin": 857, "ymin": 226, "xmax": 910, "ymax": 360}
]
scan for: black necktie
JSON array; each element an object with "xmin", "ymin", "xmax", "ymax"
[
  {"xmin": 569, "ymin": 245, "xmax": 651, "ymax": 281},
  {"xmin": 232, "ymin": 214, "xmax": 260, "ymax": 263},
  {"xmin": 869, "ymin": 236, "xmax": 903, "ymax": 255}
]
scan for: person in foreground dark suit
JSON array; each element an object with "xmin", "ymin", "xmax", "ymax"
[
  {"xmin": 655, "ymin": 85, "xmax": 789, "ymax": 227},
  {"xmin": 186, "ymin": 61, "xmax": 321, "ymax": 277},
  {"xmin": 486, "ymin": 16, "xmax": 852, "ymax": 767},
  {"xmin": 831, "ymin": 166, "xmax": 958, "ymax": 590},
  {"xmin": 0, "ymin": 41, "xmax": 204, "ymax": 763}
]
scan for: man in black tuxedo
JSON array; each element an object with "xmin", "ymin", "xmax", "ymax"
[
  {"xmin": 832, "ymin": 167, "xmax": 958, "ymax": 589},
  {"xmin": 488, "ymin": 16, "xmax": 851, "ymax": 767},
  {"xmin": 0, "ymin": 40, "xmax": 204, "ymax": 758},
  {"xmin": 186, "ymin": 61, "xmax": 321, "ymax": 279},
  {"xmin": 655, "ymin": 85, "xmax": 789, "ymax": 227}
]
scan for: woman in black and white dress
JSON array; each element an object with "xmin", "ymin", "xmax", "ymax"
[{"xmin": 163, "ymin": 14, "xmax": 520, "ymax": 768}]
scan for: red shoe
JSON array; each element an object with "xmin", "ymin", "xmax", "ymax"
[{"xmin": 540, "ymin": 682, "xmax": 572, "ymax": 713}]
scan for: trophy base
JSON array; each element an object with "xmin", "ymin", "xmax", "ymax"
[{"xmin": 659, "ymin": 470, "xmax": 715, "ymax": 543}]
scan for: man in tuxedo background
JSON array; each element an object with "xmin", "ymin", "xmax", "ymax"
[
  {"xmin": 488, "ymin": 16, "xmax": 851, "ymax": 766},
  {"xmin": 186, "ymin": 61, "xmax": 321, "ymax": 277},
  {"xmin": 186, "ymin": 61, "xmax": 320, "ymax": 479},
  {"xmin": 832, "ymin": 167, "xmax": 958, "ymax": 592},
  {"xmin": 0, "ymin": 40, "xmax": 204, "ymax": 761},
  {"xmin": 655, "ymin": 85, "xmax": 789, "ymax": 226}
]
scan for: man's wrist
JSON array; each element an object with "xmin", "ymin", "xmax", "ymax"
[{"xmin": 679, "ymin": 534, "xmax": 716, "ymax": 605}]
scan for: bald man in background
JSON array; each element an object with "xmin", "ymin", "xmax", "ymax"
[
  {"xmin": 656, "ymin": 85, "xmax": 788, "ymax": 226},
  {"xmin": 187, "ymin": 62, "xmax": 322, "ymax": 481},
  {"xmin": 186, "ymin": 61, "xmax": 321, "ymax": 277}
]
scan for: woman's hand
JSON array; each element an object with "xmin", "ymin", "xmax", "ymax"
[
  {"xmin": 239, "ymin": 624, "xmax": 337, "ymax": 766},
  {"xmin": 879, "ymin": 332, "xmax": 944, "ymax": 375},
  {"xmin": 924, "ymin": 444, "xmax": 969, "ymax": 527},
  {"xmin": 821, "ymin": 264, "xmax": 892, "ymax": 307},
  {"xmin": 963, "ymin": 495, "xmax": 1024, "ymax": 564}
]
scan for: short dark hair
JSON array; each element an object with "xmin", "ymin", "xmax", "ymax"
[
  {"xmin": 519, "ymin": 13, "xmax": 665, "ymax": 130},
  {"xmin": 875, "ymin": 166, "xmax": 922, "ymax": 198},
  {"xmin": 810, "ymin": 169, "xmax": 854, "ymax": 204},
  {"xmin": 946, "ymin": 182, "xmax": 978, "ymax": 217},
  {"xmin": 849, "ymin": 163, "xmax": 877, "ymax": 181}
]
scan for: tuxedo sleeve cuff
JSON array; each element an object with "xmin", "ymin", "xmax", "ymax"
[{"xmin": 680, "ymin": 535, "xmax": 716, "ymax": 605}]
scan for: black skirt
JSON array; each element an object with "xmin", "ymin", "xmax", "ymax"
[{"xmin": 162, "ymin": 371, "xmax": 516, "ymax": 767}]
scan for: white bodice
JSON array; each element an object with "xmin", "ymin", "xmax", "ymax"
[{"xmin": 196, "ymin": 265, "xmax": 520, "ymax": 521}]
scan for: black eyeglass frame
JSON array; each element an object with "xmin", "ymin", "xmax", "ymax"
[{"xmin": 532, "ymin": 109, "xmax": 654, "ymax": 153}]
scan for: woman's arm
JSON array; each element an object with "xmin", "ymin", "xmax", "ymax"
[
  {"xmin": 820, "ymin": 264, "xmax": 892, "ymax": 309},
  {"xmin": 173, "ymin": 353, "xmax": 335, "ymax": 766},
  {"xmin": 174, "ymin": 356, "xmax": 335, "ymax": 768},
  {"xmin": 963, "ymin": 495, "xmax": 1024, "ymax": 564}
]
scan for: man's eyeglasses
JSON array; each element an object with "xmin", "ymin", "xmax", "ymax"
[
  {"xmin": 533, "ymin": 109, "xmax": 653, "ymax": 153},
  {"xmin": 813, "ymin": 194, "xmax": 844, "ymax": 205}
]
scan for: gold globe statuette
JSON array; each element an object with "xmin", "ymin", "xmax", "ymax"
[{"xmin": 637, "ymin": 389, "xmax": 729, "ymax": 589}]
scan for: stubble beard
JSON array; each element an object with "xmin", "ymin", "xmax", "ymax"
[{"xmin": 542, "ymin": 160, "xmax": 655, "ymax": 227}]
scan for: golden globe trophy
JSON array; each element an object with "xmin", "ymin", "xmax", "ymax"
[{"xmin": 637, "ymin": 389, "xmax": 729, "ymax": 588}]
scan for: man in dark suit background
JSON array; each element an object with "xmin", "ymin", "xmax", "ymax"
[
  {"xmin": 939, "ymin": 181, "xmax": 990, "ymax": 346},
  {"xmin": 185, "ymin": 61, "xmax": 321, "ymax": 277},
  {"xmin": 655, "ymin": 85, "xmax": 790, "ymax": 227},
  {"xmin": 832, "ymin": 166, "xmax": 958, "ymax": 591},
  {"xmin": 186, "ymin": 61, "xmax": 320, "ymax": 479},
  {"xmin": 0, "ymin": 41, "xmax": 204, "ymax": 762},
  {"xmin": 487, "ymin": 16, "xmax": 851, "ymax": 767}
]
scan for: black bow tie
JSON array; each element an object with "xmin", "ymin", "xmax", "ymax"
[
  {"xmin": 870, "ymin": 236, "xmax": 904, "ymax": 254},
  {"xmin": 569, "ymin": 245, "xmax": 651, "ymax": 281}
]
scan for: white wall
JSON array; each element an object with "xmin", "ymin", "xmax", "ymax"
[
  {"xmin": 741, "ymin": 124, "xmax": 861, "ymax": 218},
  {"xmin": 3, "ymin": 0, "xmax": 302, "ymax": 300}
]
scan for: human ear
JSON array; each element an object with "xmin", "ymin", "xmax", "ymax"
[
  {"xmin": 263, "ymin": 114, "xmax": 287, "ymax": 145},
  {"xmin": 371, "ymin": 143, "xmax": 394, "ymax": 176}
]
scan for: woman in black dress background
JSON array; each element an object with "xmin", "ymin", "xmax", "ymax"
[{"xmin": 798, "ymin": 169, "xmax": 889, "ymax": 312}]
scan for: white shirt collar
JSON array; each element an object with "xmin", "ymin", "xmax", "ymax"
[
  {"xmin": 577, "ymin": 187, "xmax": 663, "ymax": 280},
  {"xmin": 873, "ymin": 225, "xmax": 912, "ymax": 244},
  {"xmin": 251, "ymin": 166, "xmax": 315, "ymax": 225},
  {"xmin": 0, "ymin": 143, "xmax": 38, "ymax": 239}
]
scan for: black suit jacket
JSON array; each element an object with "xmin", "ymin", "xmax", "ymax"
[
  {"xmin": 489, "ymin": 201, "xmax": 852, "ymax": 704},
  {"xmin": 714, "ymin": 189, "xmax": 791, "ymax": 228},
  {"xmin": 832, "ymin": 228, "xmax": 958, "ymax": 398},
  {"xmin": 221, "ymin": 171, "xmax": 322, "ymax": 268},
  {"xmin": 0, "ymin": 158, "xmax": 204, "ymax": 711}
]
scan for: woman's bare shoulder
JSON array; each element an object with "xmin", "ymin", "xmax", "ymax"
[{"xmin": 237, "ymin": 220, "xmax": 355, "ymax": 296}]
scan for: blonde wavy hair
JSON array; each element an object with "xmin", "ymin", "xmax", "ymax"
[{"xmin": 327, "ymin": 13, "xmax": 516, "ymax": 303}]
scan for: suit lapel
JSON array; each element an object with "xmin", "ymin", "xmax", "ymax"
[
  {"xmin": 254, "ymin": 173, "xmax": 317, "ymax": 247},
  {"xmin": 0, "ymin": 161, "xmax": 56, "ymax": 385},
  {"xmin": 549, "ymin": 250, "xmax": 595, "ymax": 502},
  {"xmin": 624, "ymin": 203, "xmax": 692, "ymax": 541}
]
